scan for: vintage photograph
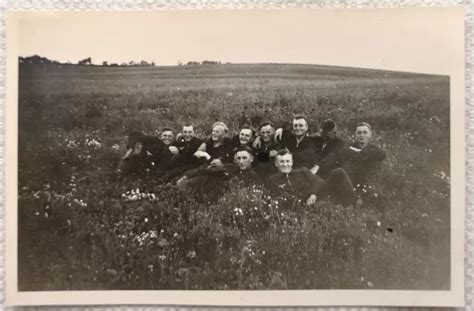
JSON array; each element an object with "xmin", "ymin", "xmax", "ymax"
[{"xmin": 6, "ymin": 8, "xmax": 465, "ymax": 306}]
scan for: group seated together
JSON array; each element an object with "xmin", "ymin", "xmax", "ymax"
[{"xmin": 118, "ymin": 114, "xmax": 386, "ymax": 207}]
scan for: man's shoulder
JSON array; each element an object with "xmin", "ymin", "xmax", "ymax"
[
  {"xmin": 191, "ymin": 137, "xmax": 204, "ymax": 145},
  {"xmin": 292, "ymin": 167, "xmax": 312, "ymax": 175},
  {"xmin": 268, "ymin": 172, "xmax": 283, "ymax": 182},
  {"xmin": 334, "ymin": 137, "xmax": 346, "ymax": 146}
]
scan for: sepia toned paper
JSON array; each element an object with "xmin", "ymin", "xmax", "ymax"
[{"xmin": 4, "ymin": 7, "xmax": 466, "ymax": 307}]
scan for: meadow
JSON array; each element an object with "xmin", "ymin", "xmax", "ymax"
[{"xmin": 17, "ymin": 63, "xmax": 451, "ymax": 290}]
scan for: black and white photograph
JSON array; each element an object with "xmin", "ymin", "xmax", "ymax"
[{"xmin": 5, "ymin": 8, "xmax": 465, "ymax": 306}]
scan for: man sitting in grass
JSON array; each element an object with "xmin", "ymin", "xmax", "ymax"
[
  {"xmin": 316, "ymin": 121, "xmax": 387, "ymax": 206},
  {"xmin": 156, "ymin": 124, "xmax": 203, "ymax": 181},
  {"xmin": 252, "ymin": 121, "xmax": 283, "ymax": 181},
  {"xmin": 271, "ymin": 114, "xmax": 322, "ymax": 172},
  {"xmin": 194, "ymin": 121, "xmax": 234, "ymax": 167},
  {"xmin": 230, "ymin": 125, "xmax": 256, "ymax": 156},
  {"xmin": 311, "ymin": 119, "xmax": 347, "ymax": 179},
  {"xmin": 117, "ymin": 131, "xmax": 167, "ymax": 176},
  {"xmin": 176, "ymin": 145, "xmax": 261, "ymax": 201},
  {"xmin": 156, "ymin": 127, "xmax": 181, "ymax": 173},
  {"xmin": 268, "ymin": 149, "xmax": 361, "ymax": 207},
  {"xmin": 268, "ymin": 149, "xmax": 325, "ymax": 206}
]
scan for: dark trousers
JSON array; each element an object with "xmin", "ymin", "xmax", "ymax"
[{"xmin": 320, "ymin": 168, "xmax": 357, "ymax": 207}]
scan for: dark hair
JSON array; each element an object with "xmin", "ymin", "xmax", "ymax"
[
  {"xmin": 234, "ymin": 144, "xmax": 254, "ymax": 156},
  {"xmin": 161, "ymin": 127, "xmax": 176, "ymax": 135},
  {"xmin": 293, "ymin": 114, "xmax": 309, "ymax": 125},
  {"xmin": 321, "ymin": 119, "xmax": 336, "ymax": 133},
  {"xmin": 240, "ymin": 125, "xmax": 256, "ymax": 138},
  {"xmin": 275, "ymin": 148, "xmax": 292, "ymax": 157},
  {"xmin": 355, "ymin": 122, "xmax": 372, "ymax": 131},
  {"xmin": 258, "ymin": 121, "xmax": 275, "ymax": 131},
  {"xmin": 182, "ymin": 124, "xmax": 194, "ymax": 129}
]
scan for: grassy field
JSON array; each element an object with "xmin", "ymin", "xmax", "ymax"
[{"xmin": 17, "ymin": 63, "xmax": 450, "ymax": 290}]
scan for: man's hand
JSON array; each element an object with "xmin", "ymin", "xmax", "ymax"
[
  {"xmin": 269, "ymin": 150, "xmax": 278, "ymax": 157},
  {"xmin": 210, "ymin": 159, "xmax": 224, "ymax": 167},
  {"xmin": 306, "ymin": 194, "xmax": 317, "ymax": 206},
  {"xmin": 168, "ymin": 146, "xmax": 179, "ymax": 155},
  {"xmin": 176, "ymin": 176, "xmax": 188, "ymax": 186},
  {"xmin": 194, "ymin": 151, "xmax": 211, "ymax": 160},
  {"xmin": 310, "ymin": 165, "xmax": 320, "ymax": 175},
  {"xmin": 252, "ymin": 136, "xmax": 262, "ymax": 149},
  {"xmin": 274, "ymin": 128, "xmax": 283, "ymax": 141}
]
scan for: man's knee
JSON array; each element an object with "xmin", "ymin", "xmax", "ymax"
[{"xmin": 328, "ymin": 168, "xmax": 349, "ymax": 183}]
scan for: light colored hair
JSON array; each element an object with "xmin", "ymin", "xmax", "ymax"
[
  {"xmin": 356, "ymin": 121, "xmax": 372, "ymax": 132},
  {"xmin": 211, "ymin": 121, "xmax": 229, "ymax": 135}
]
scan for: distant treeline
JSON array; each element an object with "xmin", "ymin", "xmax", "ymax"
[{"xmin": 19, "ymin": 55, "xmax": 227, "ymax": 67}]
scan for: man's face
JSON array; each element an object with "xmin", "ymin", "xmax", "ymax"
[
  {"xmin": 211, "ymin": 125, "xmax": 226, "ymax": 142},
  {"xmin": 355, "ymin": 125, "xmax": 372, "ymax": 148},
  {"xmin": 322, "ymin": 127, "xmax": 337, "ymax": 140},
  {"xmin": 161, "ymin": 130, "xmax": 175, "ymax": 146},
  {"xmin": 259, "ymin": 125, "xmax": 275, "ymax": 143},
  {"xmin": 239, "ymin": 129, "xmax": 254, "ymax": 145},
  {"xmin": 134, "ymin": 142, "xmax": 143, "ymax": 154},
  {"xmin": 292, "ymin": 118, "xmax": 308, "ymax": 138},
  {"xmin": 182, "ymin": 126, "xmax": 195, "ymax": 142},
  {"xmin": 275, "ymin": 153, "xmax": 293, "ymax": 174},
  {"xmin": 234, "ymin": 150, "xmax": 253, "ymax": 170}
]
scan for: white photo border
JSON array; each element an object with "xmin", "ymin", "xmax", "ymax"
[{"xmin": 1, "ymin": 1, "xmax": 472, "ymax": 309}]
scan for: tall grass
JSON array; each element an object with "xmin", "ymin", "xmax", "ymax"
[{"xmin": 18, "ymin": 63, "xmax": 450, "ymax": 290}]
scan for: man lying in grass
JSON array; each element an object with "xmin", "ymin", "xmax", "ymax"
[
  {"xmin": 316, "ymin": 121, "xmax": 387, "ymax": 206},
  {"xmin": 175, "ymin": 145, "xmax": 261, "ymax": 202}
]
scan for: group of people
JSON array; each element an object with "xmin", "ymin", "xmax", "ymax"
[{"xmin": 117, "ymin": 114, "xmax": 386, "ymax": 207}]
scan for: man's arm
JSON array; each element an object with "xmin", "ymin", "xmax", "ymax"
[{"xmin": 361, "ymin": 144, "xmax": 386, "ymax": 162}]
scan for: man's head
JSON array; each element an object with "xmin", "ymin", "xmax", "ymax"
[
  {"xmin": 182, "ymin": 125, "xmax": 195, "ymax": 142},
  {"xmin": 234, "ymin": 145, "xmax": 254, "ymax": 171},
  {"xmin": 161, "ymin": 128, "xmax": 176, "ymax": 146},
  {"xmin": 239, "ymin": 126, "xmax": 255, "ymax": 145},
  {"xmin": 274, "ymin": 149, "xmax": 293, "ymax": 174},
  {"xmin": 292, "ymin": 114, "xmax": 309, "ymax": 138},
  {"xmin": 321, "ymin": 119, "xmax": 337, "ymax": 140},
  {"xmin": 211, "ymin": 121, "xmax": 229, "ymax": 142},
  {"xmin": 355, "ymin": 122, "xmax": 372, "ymax": 148},
  {"xmin": 259, "ymin": 122, "xmax": 275, "ymax": 143}
]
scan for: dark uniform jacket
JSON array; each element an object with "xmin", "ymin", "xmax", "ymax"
[
  {"xmin": 254, "ymin": 140, "xmax": 283, "ymax": 163},
  {"xmin": 322, "ymin": 142, "xmax": 386, "ymax": 186},
  {"xmin": 268, "ymin": 168, "xmax": 325, "ymax": 201},
  {"xmin": 316, "ymin": 136, "xmax": 347, "ymax": 179},
  {"xmin": 175, "ymin": 136, "xmax": 203, "ymax": 167},
  {"xmin": 278, "ymin": 130, "xmax": 321, "ymax": 169},
  {"xmin": 202, "ymin": 137, "xmax": 234, "ymax": 164},
  {"xmin": 122, "ymin": 131, "xmax": 167, "ymax": 174}
]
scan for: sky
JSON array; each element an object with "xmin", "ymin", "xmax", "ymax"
[{"xmin": 11, "ymin": 8, "xmax": 464, "ymax": 75}]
